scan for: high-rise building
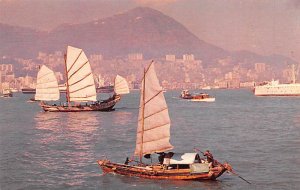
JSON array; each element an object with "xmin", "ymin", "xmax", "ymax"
[
  {"xmin": 183, "ymin": 54, "xmax": 195, "ymax": 61},
  {"xmin": 128, "ymin": 53, "xmax": 143, "ymax": 60},
  {"xmin": 254, "ymin": 63, "xmax": 266, "ymax": 73},
  {"xmin": 166, "ymin": 54, "xmax": 176, "ymax": 61},
  {"xmin": 0, "ymin": 64, "xmax": 13, "ymax": 72},
  {"xmin": 90, "ymin": 54, "xmax": 103, "ymax": 61}
]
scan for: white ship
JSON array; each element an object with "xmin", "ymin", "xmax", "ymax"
[{"xmin": 254, "ymin": 64, "xmax": 300, "ymax": 96}]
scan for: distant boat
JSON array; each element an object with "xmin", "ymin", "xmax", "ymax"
[
  {"xmin": 58, "ymin": 84, "xmax": 67, "ymax": 93},
  {"xmin": 22, "ymin": 86, "xmax": 69, "ymax": 94},
  {"xmin": 96, "ymin": 85, "xmax": 114, "ymax": 93},
  {"xmin": 2, "ymin": 89, "xmax": 13, "ymax": 98},
  {"xmin": 254, "ymin": 64, "xmax": 300, "ymax": 96},
  {"xmin": 254, "ymin": 80, "xmax": 300, "ymax": 96},
  {"xmin": 36, "ymin": 46, "xmax": 129, "ymax": 112},
  {"xmin": 202, "ymin": 86, "xmax": 211, "ymax": 90},
  {"xmin": 21, "ymin": 88, "xmax": 36, "ymax": 94},
  {"xmin": 97, "ymin": 61, "xmax": 229, "ymax": 180},
  {"xmin": 180, "ymin": 90, "xmax": 215, "ymax": 102}
]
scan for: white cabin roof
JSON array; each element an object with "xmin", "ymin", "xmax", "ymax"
[{"xmin": 165, "ymin": 153, "xmax": 198, "ymax": 165}]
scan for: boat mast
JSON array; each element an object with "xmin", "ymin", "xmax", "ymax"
[
  {"xmin": 64, "ymin": 52, "xmax": 70, "ymax": 106},
  {"xmin": 140, "ymin": 67, "xmax": 146, "ymax": 163}
]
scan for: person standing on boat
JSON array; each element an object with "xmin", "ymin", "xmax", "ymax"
[
  {"xmin": 203, "ymin": 150, "xmax": 214, "ymax": 163},
  {"xmin": 158, "ymin": 152, "xmax": 165, "ymax": 164}
]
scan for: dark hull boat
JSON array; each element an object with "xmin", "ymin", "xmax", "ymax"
[
  {"xmin": 96, "ymin": 85, "xmax": 114, "ymax": 93},
  {"xmin": 21, "ymin": 88, "xmax": 36, "ymax": 94},
  {"xmin": 97, "ymin": 62, "xmax": 229, "ymax": 181},
  {"xmin": 40, "ymin": 95, "xmax": 120, "ymax": 112}
]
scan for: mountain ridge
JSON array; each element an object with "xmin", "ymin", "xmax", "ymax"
[{"xmin": 0, "ymin": 7, "xmax": 296, "ymax": 67}]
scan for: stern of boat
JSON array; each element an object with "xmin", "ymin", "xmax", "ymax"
[{"xmin": 206, "ymin": 161, "xmax": 230, "ymax": 180}]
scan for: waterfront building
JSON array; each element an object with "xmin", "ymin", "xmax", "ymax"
[
  {"xmin": 255, "ymin": 63, "xmax": 266, "ymax": 73},
  {"xmin": 166, "ymin": 54, "xmax": 176, "ymax": 61},
  {"xmin": 128, "ymin": 53, "xmax": 143, "ymax": 60},
  {"xmin": 183, "ymin": 54, "xmax": 194, "ymax": 61}
]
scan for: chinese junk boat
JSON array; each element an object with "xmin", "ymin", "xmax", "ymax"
[
  {"xmin": 180, "ymin": 90, "xmax": 215, "ymax": 102},
  {"xmin": 98, "ymin": 62, "xmax": 229, "ymax": 181},
  {"xmin": 36, "ymin": 46, "xmax": 129, "ymax": 112}
]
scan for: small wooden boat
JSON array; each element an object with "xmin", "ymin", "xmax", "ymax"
[
  {"xmin": 2, "ymin": 89, "xmax": 13, "ymax": 97},
  {"xmin": 35, "ymin": 46, "xmax": 129, "ymax": 112},
  {"xmin": 180, "ymin": 90, "xmax": 215, "ymax": 102},
  {"xmin": 97, "ymin": 61, "xmax": 230, "ymax": 181}
]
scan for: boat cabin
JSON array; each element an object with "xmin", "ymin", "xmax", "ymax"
[{"xmin": 162, "ymin": 153, "xmax": 210, "ymax": 173}]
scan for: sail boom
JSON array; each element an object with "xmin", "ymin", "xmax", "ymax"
[
  {"xmin": 68, "ymin": 72, "xmax": 93, "ymax": 86},
  {"xmin": 69, "ymin": 84, "xmax": 95, "ymax": 94},
  {"xmin": 138, "ymin": 107, "xmax": 168, "ymax": 121},
  {"xmin": 144, "ymin": 90, "xmax": 163, "ymax": 105},
  {"xmin": 37, "ymin": 72, "xmax": 53, "ymax": 79},
  {"xmin": 68, "ymin": 60, "xmax": 89, "ymax": 80},
  {"xmin": 137, "ymin": 122, "xmax": 170, "ymax": 134},
  {"xmin": 67, "ymin": 50, "xmax": 82, "ymax": 73}
]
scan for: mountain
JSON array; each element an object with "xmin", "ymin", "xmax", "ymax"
[
  {"xmin": 0, "ymin": 7, "xmax": 227, "ymax": 62},
  {"xmin": 45, "ymin": 7, "xmax": 227, "ymax": 61},
  {"xmin": 0, "ymin": 7, "xmax": 296, "ymax": 67},
  {"xmin": 0, "ymin": 23, "xmax": 47, "ymax": 58}
]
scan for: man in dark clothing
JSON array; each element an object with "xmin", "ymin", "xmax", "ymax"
[
  {"xmin": 203, "ymin": 150, "xmax": 214, "ymax": 163},
  {"xmin": 158, "ymin": 152, "xmax": 165, "ymax": 164},
  {"xmin": 124, "ymin": 157, "xmax": 129, "ymax": 165}
]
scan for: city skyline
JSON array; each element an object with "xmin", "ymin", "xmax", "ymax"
[{"xmin": 1, "ymin": 0, "xmax": 300, "ymax": 60}]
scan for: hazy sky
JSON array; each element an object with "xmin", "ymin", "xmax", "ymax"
[{"xmin": 1, "ymin": 0, "xmax": 300, "ymax": 60}]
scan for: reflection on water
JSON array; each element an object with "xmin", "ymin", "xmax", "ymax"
[
  {"xmin": 2, "ymin": 90, "xmax": 300, "ymax": 190},
  {"xmin": 100, "ymin": 173, "xmax": 225, "ymax": 190},
  {"xmin": 31, "ymin": 112, "xmax": 102, "ymax": 188},
  {"xmin": 294, "ymin": 114, "xmax": 300, "ymax": 127},
  {"xmin": 112, "ymin": 111, "xmax": 133, "ymax": 126}
]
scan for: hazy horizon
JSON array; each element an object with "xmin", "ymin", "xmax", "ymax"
[{"xmin": 1, "ymin": 0, "xmax": 300, "ymax": 61}]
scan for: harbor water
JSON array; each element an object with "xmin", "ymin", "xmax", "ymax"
[{"xmin": 0, "ymin": 89, "xmax": 300, "ymax": 189}]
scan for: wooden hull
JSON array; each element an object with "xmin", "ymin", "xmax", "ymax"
[
  {"xmin": 97, "ymin": 160, "xmax": 227, "ymax": 181},
  {"xmin": 41, "ymin": 95, "xmax": 120, "ymax": 112}
]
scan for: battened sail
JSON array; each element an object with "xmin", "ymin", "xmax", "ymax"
[
  {"xmin": 114, "ymin": 75, "xmax": 130, "ymax": 95},
  {"xmin": 35, "ymin": 65, "xmax": 59, "ymax": 101},
  {"xmin": 134, "ymin": 62, "xmax": 173, "ymax": 158},
  {"xmin": 66, "ymin": 46, "xmax": 97, "ymax": 102}
]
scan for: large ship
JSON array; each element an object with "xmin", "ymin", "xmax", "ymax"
[{"xmin": 254, "ymin": 64, "xmax": 300, "ymax": 96}]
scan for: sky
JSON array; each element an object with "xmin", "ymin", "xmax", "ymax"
[{"xmin": 1, "ymin": 0, "xmax": 300, "ymax": 60}]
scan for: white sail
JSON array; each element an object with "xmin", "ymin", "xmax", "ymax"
[
  {"xmin": 66, "ymin": 46, "xmax": 97, "ymax": 102},
  {"xmin": 134, "ymin": 62, "xmax": 173, "ymax": 157},
  {"xmin": 35, "ymin": 65, "xmax": 60, "ymax": 101},
  {"xmin": 114, "ymin": 75, "xmax": 130, "ymax": 95}
]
